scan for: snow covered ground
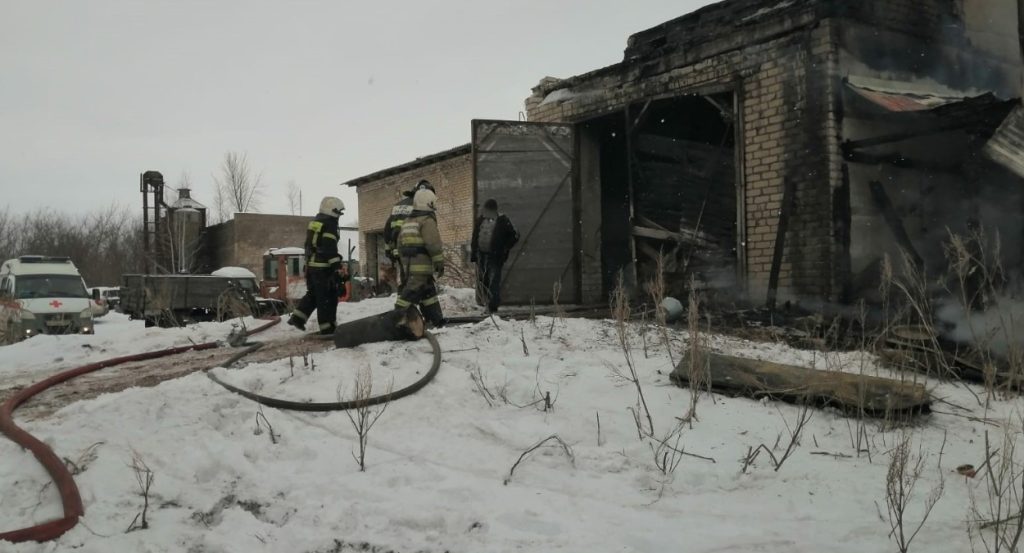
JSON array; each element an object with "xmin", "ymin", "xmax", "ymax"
[{"xmin": 1, "ymin": 288, "xmax": 1022, "ymax": 552}]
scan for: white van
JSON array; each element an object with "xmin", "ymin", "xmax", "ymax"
[{"xmin": 0, "ymin": 256, "xmax": 95, "ymax": 342}]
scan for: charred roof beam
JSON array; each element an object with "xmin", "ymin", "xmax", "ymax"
[
  {"xmin": 868, "ymin": 180, "xmax": 924, "ymax": 270},
  {"xmin": 842, "ymin": 150, "xmax": 965, "ymax": 175},
  {"xmin": 702, "ymin": 95, "xmax": 734, "ymax": 122},
  {"xmin": 842, "ymin": 120, "xmax": 985, "ymax": 150}
]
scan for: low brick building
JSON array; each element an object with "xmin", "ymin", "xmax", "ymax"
[
  {"xmin": 204, "ymin": 213, "xmax": 359, "ymax": 280},
  {"xmin": 349, "ymin": 0, "xmax": 1024, "ymax": 308},
  {"xmin": 344, "ymin": 145, "xmax": 474, "ymax": 292}
]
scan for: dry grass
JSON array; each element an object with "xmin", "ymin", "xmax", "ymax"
[
  {"xmin": 968, "ymin": 420, "xmax": 1024, "ymax": 553},
  {"xmin": 884, "ymin": 432, "xmax": 945, "ymax": 553},
  {"xmin": 610, "ymin": 271, "xmax": 655, "ymax": 439},
  {"xmin": 679, "ymin": 280, "xmax": 708, "ymax": 428},
  {"xmin": 647, "ymin": 251, "xmax": 675, "ymax": 367}
]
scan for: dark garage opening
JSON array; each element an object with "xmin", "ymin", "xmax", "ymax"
[
  {"xmin": 579, "ymin": 112, "xmax": 631, "ymax": 295},
  {"xmin": 583, "ymin": 92, "xmax": 739, "ymax": 299}
]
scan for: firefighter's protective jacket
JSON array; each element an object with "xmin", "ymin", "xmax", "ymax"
[
  {"xmin": 305, "ymin": 213, "xmax": 342, "ymax": 270},
  {"xmin": 397, "ymin": 211, "xmax": 443, "ymax": 275},
  {"xmin": 383, "ymin": 195, "xmax": 415, "ymax": 258}
]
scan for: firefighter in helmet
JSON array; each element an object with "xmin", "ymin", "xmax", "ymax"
[
  {"xmin": 394, "ymin": 188, "xmax": 445, "ymax": 327},
  {"xmin": 384, "ymin": 179, "xmax": 435, "ymax": 292},
  {"xmin": 288, "ymin": 196, "xmax": 345, "ymax": 334}
]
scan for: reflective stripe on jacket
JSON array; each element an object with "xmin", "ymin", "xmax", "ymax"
[
  {"xmin": 398, "ymin": 213, "xmax": 443, "ymax": 275},
  {"xmin": 384, "ymin": 197, "xmax": 415, "ymax": 253},
  {"xmin": 305, "ymin": 214, "xmax": 342, "ymax": 269}
]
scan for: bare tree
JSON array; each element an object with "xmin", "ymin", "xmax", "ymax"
[
  {"xmin": 213, "ymin": 151, "xmax": 264, "ymax": 223},
  {"xmin": 1, "ymin": 206, "xmax": 143, "ymax": 285},
  {"xmin": 0, "ymin": 206, "xmax": 16, "ymax": 263},
  {"xmin": 286, "ymin": 180, "xmax": 302, "ymax": 215}
]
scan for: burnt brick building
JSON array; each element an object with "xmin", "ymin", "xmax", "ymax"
[{"xmin": 351, "ymin": 0, "xmax": 1024, "ymax": 308}]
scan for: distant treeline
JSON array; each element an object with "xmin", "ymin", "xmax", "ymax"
[{"xmin": 0, "ymin": 206, "xmax": 144, "ymax": 287}]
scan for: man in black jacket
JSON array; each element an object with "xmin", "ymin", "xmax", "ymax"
[
  {"xmin": 383, "ymin": 179, "xmax": 435, "ymax": 292},
  {"xmin": 470, "ymin": 198, "xmax": 519, "ymax": 313},
  {"xmin": 288, "ymin": 196, "xmax": 345, "ymax": 334}
]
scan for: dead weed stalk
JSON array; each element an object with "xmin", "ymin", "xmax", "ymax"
[
  {"xmin": 125, "ymin": 450, "xmax": 155, "ymax": 533},
  {"xmin": 968, "ymin": 420, "xmax": 1024, "ymax": 553},
  {"xmin": 884, "ymin": 432, "xmax": 945, "ymax": 553},
  {"xmin": 611, "ymin": 271, "xmax": 655, "ymax": 439},
  {"xmin": 341, "ymin": 368, "xmax": 392, "ymax": 472}
]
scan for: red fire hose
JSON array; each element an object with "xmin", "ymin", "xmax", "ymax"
[{"xmin": 0, "ymin": 317, "xmax": 280, "ymax": 544}]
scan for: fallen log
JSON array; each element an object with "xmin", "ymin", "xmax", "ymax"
[
  {"xmin": 333, "ymin": 306, "xmax": 424, "ymax": 348},
  {"xmin": 670, "ymin": 351, "xmax": 931, "ymax": 417}
]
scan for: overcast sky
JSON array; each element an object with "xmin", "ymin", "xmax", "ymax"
[{"xmin": 1, "ymin": 0, "xmax": 715, "ymax": 223}]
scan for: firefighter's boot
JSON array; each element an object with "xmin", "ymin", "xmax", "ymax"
[
  {"xmin": 287, "ymin": 313, "xmax": 307, "ymax": 331},
  {"xmin": 421, "ymin": 302, "xmax": 445, "ymax": 329}
]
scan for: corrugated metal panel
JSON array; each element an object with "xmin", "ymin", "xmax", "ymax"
[
  {"xmin": 984, "ymin": 104, "xmax": 1024, "ymax": 178},
  {"xmin": 472, "ymin": 120, "xmax": 577, "ymax": 305},
  {"xmin": 846, "ymin": 83, "xmax": 963, "ymax": 112}
]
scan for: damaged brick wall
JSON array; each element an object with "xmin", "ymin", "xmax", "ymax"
[
  {"xmin": 352, "ymin": 153, "xmax": 475, "ymax": 289},
  {"xmin": 527, "ymin": 6, "xmax": 841, "ymax": 304},
  {"xmin": 745, "ymin": 24, "xmax": 840, "ymax": 303},
  {"xmin": 837, "ymin": 0, "xmax": 1020, "ymax": 98},
  {"xmin": 835, "ymin": 0, "xmax": 960, "ymax": 38}
]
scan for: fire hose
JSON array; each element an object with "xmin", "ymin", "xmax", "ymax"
[
  {"xmin": 0, "ymin": 315, "xmax": 441, "ymax": 544},
  {"xmin": 0, "ymin": 316, "xmax": 282, "ymax": 543},
  {"xmin": 204, "ymin": 331, "xmax": 440, "ymax": 411}
]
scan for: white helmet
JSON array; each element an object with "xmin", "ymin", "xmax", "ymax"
[
  {"xmin": 413, "ymin": 189, "xmax": 436, "ymax": 212},
  {"xmin": 319, "ymin": 196, "xmax": 345, "ymax": 217}
]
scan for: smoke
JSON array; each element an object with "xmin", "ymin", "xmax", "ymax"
[{"xmin": 935, "ymin": 285, "xmax": 1024, "ymax": 358}]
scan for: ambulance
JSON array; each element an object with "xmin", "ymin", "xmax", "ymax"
[{"xmin": 0, "ymin": 256, "xmax": 95, "ymax": 343}]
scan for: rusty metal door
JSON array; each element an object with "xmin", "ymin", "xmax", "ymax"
[{"xmin": 472, "ymin": 120, "xmax": 578, "ymax": 305}]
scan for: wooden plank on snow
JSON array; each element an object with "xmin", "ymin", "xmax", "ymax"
[{"xmin": 670, "ymin": 351, "xmax": 931, "ymax": 417}]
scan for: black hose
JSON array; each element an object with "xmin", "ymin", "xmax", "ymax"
[
  {"xmin": 443, "ymin": 315, "xmax": 489, "ymax": 325},
  {"xmin": 204, "ymin": 332, "xmax": 441, "ymax": 412},
  {"xmin": 444, "ymin": 305, "xmax": 610, "ymax": 326}
]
